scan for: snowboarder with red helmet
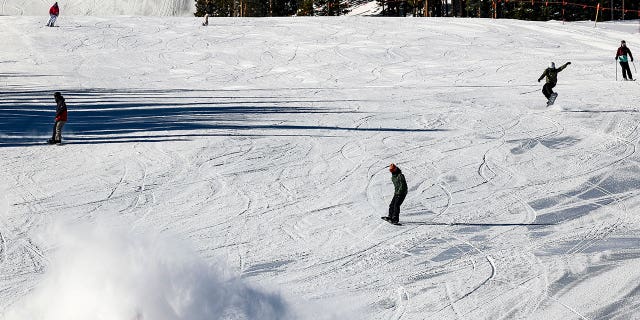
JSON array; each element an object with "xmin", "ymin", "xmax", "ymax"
[
  {"xmin": 382, "ymin": 163, "xmax": 407, "ymax": 224},
  {"xmin": 47, "ymin": 2, "xmax": 59, "ymax": 27}
]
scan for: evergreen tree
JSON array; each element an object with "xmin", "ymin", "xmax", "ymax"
[
  {"xmin": 297, "ymin": 0, "xmax": 314, "ymax": 15},
  {"xmin": 195, "ymin": 0, "xmax": 638, "ymax": 18},
  {"xmin": 195, "ymin": 0, "xmax": 299, "ymax": 16},
  {"xmin": 194, "ymin": 0, "xmax": 213, "ymax": 16}
]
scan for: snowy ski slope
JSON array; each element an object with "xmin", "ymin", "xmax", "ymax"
[
  {"xmin": 1, "ymin": 16, "xmax": 640, "ymax": 319},
  {"xmin": 1, "ymin": 0, "xmax": 194, "ymax": 16}
]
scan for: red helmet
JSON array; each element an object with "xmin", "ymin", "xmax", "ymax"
[{"xmin": 389, "ymin": 163, "xmax": 397, "ymax": 173}]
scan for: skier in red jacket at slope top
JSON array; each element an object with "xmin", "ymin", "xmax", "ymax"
[
  {"xmin": 47, "ymin": 2, "xmax": 59, "ymax": 27},
  {"xmin": 48, "ymin": 92, "xmax": 67, "ymax": 144}
]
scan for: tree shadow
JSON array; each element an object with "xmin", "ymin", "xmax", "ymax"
[{"xmin": 1, "ymin": 87, "xmax": 447, "ymax": 147}]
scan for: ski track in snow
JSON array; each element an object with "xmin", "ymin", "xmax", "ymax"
[{"xmin": 1, "ymin": 16, "xmax": 640, "ymax": 319}]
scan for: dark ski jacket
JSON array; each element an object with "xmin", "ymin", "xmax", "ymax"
[
  {"xmin": 538, "ymin": 63, "xmax": 569, "ymax": 85},
  {"xmin": 391, "ymin": 169, "xmax": 407, "ymax": 196},
  {"xmin": 616, "ymin": 46, "xmax": 633, "ymax": 63},
  {"xmin": 55, "ymin": 95, "xmax": 67, "ymax": 122},
  {"xmin": 49, "ymin": 3, "xmax": 59, "ymax": 16}
]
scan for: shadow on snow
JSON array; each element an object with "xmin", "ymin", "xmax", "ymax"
[
  {"xmin": 402, "ymin": 221, "xmax": 555, "ymax": 227},
  {"xmin": 0, "ymin": 87, "xmax": 447, "ymax": 147}
]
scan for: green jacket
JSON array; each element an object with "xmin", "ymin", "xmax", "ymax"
[
  {"xmin": 538, "ymin": 63, "xmax": 569, "ymax": 84},
  {"xmin": 392, "ymin": 170, "xmax": 408, "ymax": 195}
]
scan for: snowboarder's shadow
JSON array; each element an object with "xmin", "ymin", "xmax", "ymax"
[{"xmin": 402, "ymin": 221, "xmax": 555, "ymax": 227}]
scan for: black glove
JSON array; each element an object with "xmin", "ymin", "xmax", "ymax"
[
  {"xmin": 566, "ymin": 62, "xmax": 571, "ymax": 65},
  {"xmin": 538, "ymin": 79, "xmax": 541, "ymax": 82}
]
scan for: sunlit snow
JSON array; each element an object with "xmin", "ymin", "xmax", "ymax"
[{"xmin": 1, "ymin": 15, "xmax": 640, "ymax": 319}]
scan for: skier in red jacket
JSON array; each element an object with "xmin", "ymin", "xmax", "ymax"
[
  {"xmin": 47, "ymin": 2, "xmax": 59, "ymax": 27},
  {"xmin": 48, "ymin": 92, "xmax": 67, "ymax": 144},
  {"xmin": 616, "ymin": 40, "xmax": 634, "ymax": 81}
]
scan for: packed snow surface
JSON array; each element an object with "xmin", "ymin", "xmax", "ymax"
[
  {"xmin": 1, "ymin": 0, "xmax": 194, "ymax": 16},
  {"xmin": 1, "ymin": 16, "xmax": 640, "ymax": 319}
]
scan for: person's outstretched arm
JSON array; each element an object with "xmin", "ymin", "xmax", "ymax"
[{"xmin": 558, "ymin": 61, "xmax": 571, "ymax": 72}]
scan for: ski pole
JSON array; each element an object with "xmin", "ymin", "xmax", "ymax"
[{"xmin": 633, "ymin": 60, "xmax": 637, "ymax": 73}]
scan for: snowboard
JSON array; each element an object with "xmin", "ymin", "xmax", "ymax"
[
  {"xmin": 46, "ymin": 139, "xmax": 63, "ymax": 145},
  {"xmin": 381, "ymin": 217, "xmax": 402, "ymax": 225},
  {"xmin": 546, "ymin": 93, "xmax": 558, "ymax": 107}
]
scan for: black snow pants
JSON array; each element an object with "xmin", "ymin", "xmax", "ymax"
[
  {"xmin": 542, "ymin": 82, "xmax": 556, "ymax": 99},
  {"xmin": 50, "ymin": 122, "xmax": 58, "ymax": 140},
  {"xmin": 388, "ymin": 193, "xmax": 406, "ymax": 223},
  {"xmin": 620, "ymin": 62, "xmax": 633, "ymax": 80}
]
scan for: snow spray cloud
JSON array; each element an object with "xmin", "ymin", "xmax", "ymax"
[{"xmin": 4, "ymin": 220, "xmax": 290, "ymax": 320}]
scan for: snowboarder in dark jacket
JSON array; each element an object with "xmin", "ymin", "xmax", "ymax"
[
  {"xmin": 385, "ymin": 163, "xmax": 407, "ymax": 224},
  {"xmin": 616, "ymin": 40, "xmax": 634, "ymax": 81},
  {"xmin": 538, "ymin": 61, "xmax": 570, "ymax": 103},
  {"xmin": 47, "ymin": 2, "xmax": 59, "ymax": 27},
  {"xmin": 48, "ymin": 92, "xmax": 67, "ymax": 144}
]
